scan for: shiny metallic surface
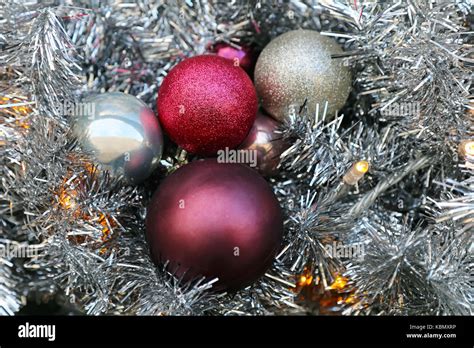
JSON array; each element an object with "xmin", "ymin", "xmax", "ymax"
[
  {"xmin": 238, "ymin": 111, "xmax": 289, "ymax": 176},
  {"xmin": 254, "ymin": 29, "xmax": 352, "ymax": 121},
  {"xmin": 73, "ymin": 92, "xmax": 163, "ymax": 184}
]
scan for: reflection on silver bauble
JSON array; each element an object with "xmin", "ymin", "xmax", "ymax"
[
  {"xmin": 238, "ymin": 111, "xmax": 288, "ymax": 176},
  {"xmin": 73, "ymin": 92, "xmax": 163, "ymax": 184},
  {"xmin": 254, "ymin": 30, "xmax": 352, "ymax": 121}
]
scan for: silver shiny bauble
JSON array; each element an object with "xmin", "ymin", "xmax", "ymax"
[
  {"xmin": 73, "ymin": 92, "xmax": 163, "ymax": 184},
  {"xmin": 254, "ymin": 30, "xmax": 352, "ymax": 121}
]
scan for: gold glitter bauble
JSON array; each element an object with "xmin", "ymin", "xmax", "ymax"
[{"xmin": 254, "ymin": 30, "xmax": 352, "ymax": 121}]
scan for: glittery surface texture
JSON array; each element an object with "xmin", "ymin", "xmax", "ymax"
[
  {"xmin": 254, "ymin": 30, "xmax": 352, "ymax": 121},
  {"xmin": 157, "ymin": 55, "xmax": 258, "ymax": 155}
]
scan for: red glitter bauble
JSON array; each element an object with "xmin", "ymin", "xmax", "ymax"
[
  {"xmin": 157, "ymin": 55, "xmax": 258, "ymax": 155},
  {"xmin": 146, "ymin": 159, "xmax": 284, "ymax": 291}
]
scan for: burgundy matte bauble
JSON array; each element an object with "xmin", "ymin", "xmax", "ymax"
[
  {"xmin": 146, "ymin": 159, "xmax": 283, "ymax": 291},
  {"xmin": 157, "ymin": 55, "xmax": 258, "ymax": 156},
  {"xmin": 213, "ymin": 43, "xmax": 257, "ymax": 75},
  {"xmin": 238, "ymin": 111, "xmax": 289, "ymax": 176}
]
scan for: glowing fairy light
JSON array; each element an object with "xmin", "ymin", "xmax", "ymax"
[{"xmin": 343, "ymin": 160, "xmax": 369, "ymax": 185}]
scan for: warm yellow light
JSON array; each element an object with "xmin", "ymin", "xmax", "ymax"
[
  {"xmin": 458, "ymin": 140, "xmax": 474, "ymax": 160},
  {"xmin": 298, "ymin": 274, "xmax": 313, "ymax": 287},
  {"xmin": 329, "ymin": 275, "xmax": 348, "ymax": 291},
  {"xmin": 344, "ymin": 293, "xmax": 357, "ymax": 304},
  {"xmin": 17, "ymin": 120, "xmax": 30, "ymax": 129},
  {"xmin": 56, "ymin": 172, "xmax": 80, "ymax": 215},
  {"xmin": 462, "ymin": 140, "xmax": 474, "ymax": 157},
  {"xmin": 98, "ymin": 213, "xmax": 117, "ymax": 242},
  {"xmin": 83, "ymin": 162, "xmax": 97, "ymax": 175},
  {"xmin": 355, "ymin": 160, "xmax": 369, "ymax": 174},
  {"xmin": 1, "ymin": 96, "xmax": 32, "ymax": 129},
  {"xmin": 58, "ymin": 189, "xmax": 77, "ymax": 210},
  {"xmin": 343, "ymin": 160, "xmax": 370, "ymax": 185}
]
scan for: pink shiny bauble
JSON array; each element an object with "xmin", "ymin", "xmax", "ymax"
[
  {"xmin": 157, "ymin": 55, "xmax": 258, "ymax": 156},
  {"xmin": 213, "ymin": 43, "xmax": 257, "ymax": 75},
  {"xmin": 239, "ymin": 111, "xmax": 289, "ymax": 176},
  {"xmin": 146, "ymin": 159, "xmax": 283, "ymax": 291}
]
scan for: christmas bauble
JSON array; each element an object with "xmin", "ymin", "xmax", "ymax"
[
  {"xmin": 73, "ymin": 92, "xmax": 163, "ymax": 184},
  {"xmin": 213, "ymin": 42, "xmax": 257, "ymax": 76},
  {"xmin": 146, "ymin": 159, "xmax": 283, "ymax": 291},
  {"xmin": 238, "ymin": 111, "xmax": 288, "ymax": 176},
  {"xmin": 157, "ymin": 55, "xmax": 258, "ymax": 156},
  {"xmin": 254, "ymin": 30, "xmax": 352, "ymax": 121}
]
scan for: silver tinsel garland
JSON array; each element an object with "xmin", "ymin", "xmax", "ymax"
[{"xmin": 0, "ymin": 0, "xmax": 472, "ymax": 316}]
